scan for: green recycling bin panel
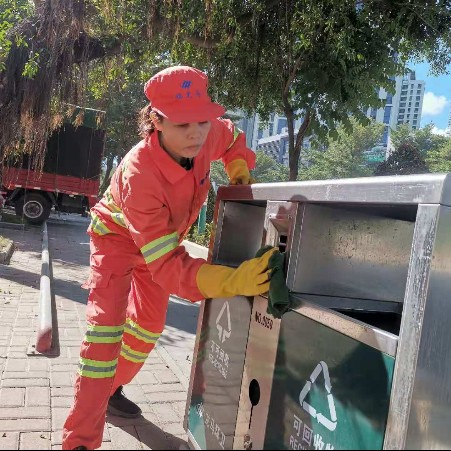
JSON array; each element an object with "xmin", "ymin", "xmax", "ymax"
[
  {"xmin": 263, "ymin": 311, "xmax": 395, "ymax": 450},
  {"xmin": 187, "ymin": 297, "xmax": 253, "ymax": 449}
]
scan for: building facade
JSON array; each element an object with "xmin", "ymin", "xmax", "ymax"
[{"xmin": 367, "ymin": 70, "xmax": 425, "ymax": 150}]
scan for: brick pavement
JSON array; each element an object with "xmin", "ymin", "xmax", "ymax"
[{"xmin": 0, "ymin": 215, "xmax": 200, "ymax": 450}]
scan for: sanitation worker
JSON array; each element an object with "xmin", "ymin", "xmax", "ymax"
[{"xmin": 62, "ymin": 65, "xmax": 276, "ymax": 450}]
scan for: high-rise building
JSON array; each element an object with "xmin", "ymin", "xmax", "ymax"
[
  {"xmin": 235, "ymin": 112, "xmax": 308, "ymax": 166},
  {"xmin": 367, "ymin": 70, "xmax": 425, "ymax": 149}
]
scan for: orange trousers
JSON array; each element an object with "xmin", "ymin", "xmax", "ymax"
[{"xmin": 62, "ymin": 233, "xmax": 170, "ymax": 450}]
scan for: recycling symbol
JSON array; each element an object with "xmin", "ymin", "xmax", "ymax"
[
  {"xmin": 299, "ymin": 361, "xmax": 337, "ymax": 431},
  {"xmin": 216, "ymin": 302, "xmax": 231, "ymax": 343}
]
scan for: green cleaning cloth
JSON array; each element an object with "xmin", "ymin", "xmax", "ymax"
[{"xmin": 255, "ymin": 245, "xmax": 290, "ymax": 319}]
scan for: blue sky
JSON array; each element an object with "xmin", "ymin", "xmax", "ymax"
[{"xmin": 409, "ymin": 61, "xmax": 451, "ymax": 133}]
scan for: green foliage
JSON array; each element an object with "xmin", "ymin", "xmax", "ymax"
[
  {"xmin": 252, "ymin": 152, "xmax": 289, "ymax": 182},
  {"xmin": 210, "ymin": 151, "xmax": 289, "ymax": 188},
  {"xmin": 426, "ymin": 140, "xmax": 451, "ymax": 173},
  {"xmin": 300, "ymin": 119, "xmax": 384, "ymax": 180},
  {"xmin": 186, "ymin": 222, "xmax": 213, "ymax": 247},
  {"xmin": 0, "ymin": 0, "xmax": 33, "ymax": 71},
  {"xmin": 206, "ymin": 185, "xmax": 216, "ymax": 224},
  {"xmin": 390, "ymin": 124, "xmax": 449, "ymax": 155},
  {"xmin": 374, "ymin": 143, "xmax": 429, "ymax": 176},
  {"xmin": 209, "ymin": 160, "xmax": 229, "ymax": 187},
  {"xmin": 22, "ymin": 50, "xmax": 40, "ymax": 78}
]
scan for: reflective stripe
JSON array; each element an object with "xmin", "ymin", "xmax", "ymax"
[
  {"xmin": 111, "ymin": 212, "xmax": 126, "ymax": 228},
  {"xmin": 104, "ymin": 188, "xmax": 121, "ymax": 213},
  {"xmin": 90, "ymin": 212, "xmax": 111, "ymax": 236},
  {"xmin": 120, "ymin": 343, "xmax": 149, "ymax": 363},
  {"xmin": 227, "ymin": 127, "xmax": 242, "ymax": 149},
  {"xmin": 78, "ymin": 357, "xmax": 117, "ymax": 378},
  {"xmin": 85, "ymin": 324, "xmax": 124, "ymax": 344},
  {"xmin": 124, "ymin": 318, "xmax": 161, "ymax": 344},
  {"xmin": 140, "ymin": 232, "xmax": 178, "ymax": 264}
]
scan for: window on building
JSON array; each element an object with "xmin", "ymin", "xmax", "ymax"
[
  {"xmin": 257, "ymin": 129, "xmax": 263, "ymax": 140},
  {"xmin": 277, "ymin": 118, "xmax": 287, "ymax": 134},
  {"xmin": 400, "ymin": 96, "xmax": 407, "ymax": 101},
  {"xmin": 383, "ymin": 106, "xmax": 392, "ymax": 124},
  {"xmin": 386, "ymin": 93, "xmax": 393, "ymax": 104},
  {"xmin": 415, "ymin": 102, "xmax": 419, "ymax": 107},
  {"xmin": 416, "ymin": 96, "xmax": 421, "ymax": 101},
  {"xmin": 400, "ymin": 102, "xmax": 406, "ymax": 107},
  {"xmin": 269, "ymin": 123, "xmax": 274, "ymax": 135},
  {"xmin": 399, "ymin": 108, "xmax": 405, "ymax": 113}
]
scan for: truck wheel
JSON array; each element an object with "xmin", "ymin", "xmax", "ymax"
[{"xmin": 15, "ymin": 193, "xmax": 51, "ymax": 225}]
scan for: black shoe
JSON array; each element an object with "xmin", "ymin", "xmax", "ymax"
[
  {"xmin": 73, "ymin": 447, "xmax": 87, "ymax": 450},
  {"xmin": 107, "ymin": 385, "xmax": 142, "ymax": 418}
]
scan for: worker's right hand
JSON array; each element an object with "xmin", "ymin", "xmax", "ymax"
[
  {"xmin": 225, "ymin": 159, "xmax": 256, "ymax": 185},
  {"xmin": 196, "ymin": 247, "xmax": 277, "ymax": 299}
]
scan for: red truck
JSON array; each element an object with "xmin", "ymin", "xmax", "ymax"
[{"xmin": 2, "ymin": 107, "xmax": 106, "ymax": 225}]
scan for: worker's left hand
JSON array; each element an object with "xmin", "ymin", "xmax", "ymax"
[{"xmin": 225, "ymin": 159, "xmax": 256, "ymax": 185}]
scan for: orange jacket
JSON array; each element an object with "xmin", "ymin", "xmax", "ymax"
[{"xmin": 89, "ymin": 118, "xmax": 255, "ymax": 301}]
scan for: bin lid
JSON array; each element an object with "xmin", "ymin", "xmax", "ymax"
[{"xmin": 218, "ymin": 173, "xmax": 451, "ymax": 206}]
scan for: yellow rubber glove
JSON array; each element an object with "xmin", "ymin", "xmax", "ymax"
[
  {"xmin": 225, "ymin": 159, "xmax": 256, "ymax": 185},
  {"xmin": 196, "ymin": 247, "xmax": 277, "ymax": 299}
]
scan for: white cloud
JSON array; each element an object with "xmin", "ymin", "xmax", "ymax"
[
  {"xmin": 422, "ymin": 92, "xmax": 450, "ymax": 116},
  {"xmin": 431, "ymin": 126, "xmax": 450, "ymax": 136}
]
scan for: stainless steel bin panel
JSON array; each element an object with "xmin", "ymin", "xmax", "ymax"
[
  {"xmin": 405, "ymin": 205, "xmax": 451, "ymax": 450},
  {"xmin": 214, "ymin": 202, "xmax": 266, "ymax": 267},
  {"xmin": 289, "ymin": 204, "xmax": 415, "ymax": 304}
]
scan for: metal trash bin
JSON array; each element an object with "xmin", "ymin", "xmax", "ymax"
[{"xmin": 184, "ymin": 174, "xmax": 451, "ymax": 450}]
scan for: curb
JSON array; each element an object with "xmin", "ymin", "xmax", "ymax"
[
  {"xmin": 0, "ymin": 239, "xmax": 14, "ymax": 264},
  {"xmin": 36, "ymin": 222, "xmax": 53, "ymax": 353}
]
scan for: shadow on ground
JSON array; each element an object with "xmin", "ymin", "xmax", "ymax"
[{"xmin": 107, "ymin": 414, "xmax": 189, "ymax": 450}]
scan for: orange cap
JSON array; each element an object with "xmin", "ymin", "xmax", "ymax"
[{"xmin": 144, "ymin": 66, "xmax": 225, "ymax": 123}]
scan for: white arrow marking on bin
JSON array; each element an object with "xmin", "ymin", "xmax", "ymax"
[
  {"xmin": 299, "ymin": 361, "xmax": 337, "ymax": 431},
  {"xmin": 216, "ymin": 302, "xmax": 232, "ymax": 343}
]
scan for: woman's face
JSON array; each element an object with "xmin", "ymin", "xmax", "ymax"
[{"xmin": 153, "ymin": 116, "xmax": 211, "ymax": 163}]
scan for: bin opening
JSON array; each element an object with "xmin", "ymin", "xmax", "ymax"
[
  {"xmin": 290, "ymin": 293, "xmax": 403, "ymax": 336},
  {"xmin": 334, "ymin": 309, "xmax": 402, "ymax": 336},
  {"xmin": 278, "ymin": 234, "xmax": 288, "ymax": 253}
]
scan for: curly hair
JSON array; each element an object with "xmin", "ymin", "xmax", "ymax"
[{"xmin": 138, "ymin": 105, "xmax": 163, "ymax": 137}]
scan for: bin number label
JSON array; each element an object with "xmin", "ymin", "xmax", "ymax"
[{"xmin": 255, "ymin": 311, "xmax": 273, "ymax": 330}]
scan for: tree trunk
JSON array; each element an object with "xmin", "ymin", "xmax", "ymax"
[{"xmin": 283, "ymin": 96, "xmax": 311, "ymax": 181}]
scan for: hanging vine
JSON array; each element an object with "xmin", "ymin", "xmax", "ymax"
[{"xmin": 0, "ymin": 0, "xmax": 94, "ymax": 170}]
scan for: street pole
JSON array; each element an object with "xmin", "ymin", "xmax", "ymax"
[{"xmin": 197, "ymin": 200, "xmax": 207, "ymax": 234}]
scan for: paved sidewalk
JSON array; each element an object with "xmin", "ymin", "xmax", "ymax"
[{"xmin": 0, "ymin": 215, "xmax": 202, "ymax": 450}]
